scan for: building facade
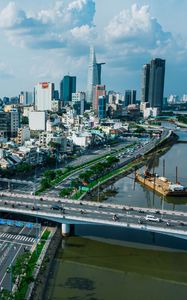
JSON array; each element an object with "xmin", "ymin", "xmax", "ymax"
[
  {"xmin": 34, "ymin": 82, "xmax": 54, "ymax": 111},
  {"xmin": 29, "ymin": 111, "xmax": 47, "ymax": 131},
  {"xmin": 93, "ymin": 85, "xmax": 106, "ymax": 111},
  {"xmin": 148, "ymin": 58, "xmax": 165, "ymax": 109},
  {"xmin": 98, "ymin": 96, "xmax": 107, "ymax": 119},
  {"xmin": 141, "ymin": 64, "xmax": 150, "ymax": 103},
  {"xmin": 125, "ymin": 90, "xmax": 136, "ymax": 106},
  {"xmin": 0, "ymin": 110, "xmax": 20, "ymax": 140},
  {"xmin": 60, "ymin": 75, "xmax": 76, "ymax": 103},
  {"xmin": 87, "ymin": 47, "xmax": 105, "ymax": 104}
]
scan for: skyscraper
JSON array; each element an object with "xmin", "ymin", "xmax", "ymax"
[
  {"xmin": 20, "ymin": 91, "xmax": 33, "ymax": 105},
  {"xmin": 141, "ymin": 58, "xmax": 165, "ymax": 110},
  {"xmin": 141, "ymin": 64, "xmax": 150, "ymax": 103},
  {"xmin": 60, "ymin": 75, "xmax": 76, "ymax": 103},
  {"xmin": 87, "ymin": 47, "xmax": 105, "ymax": 104},
  {"xmin": 98, "ymin": 96, "xmax": 107, "ymax": 119},
  {"xmin": 148, "ymin": 58, "xmax": 165, "ymax": 109},
  {"xmin": 125, "ymin": 90, "xmax": 136, "ymax": 106},
  {"xmin": 93, "ymin": 85, "xmax": 106, "ymax": 111},
  {"xmin": 96, "ymin": 63, "xmax": 106, "ymax": 85}
]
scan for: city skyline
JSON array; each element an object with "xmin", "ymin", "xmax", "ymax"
[{"xmin": 0, "ymin": 0, "xmax": 187, "ymax": 97}]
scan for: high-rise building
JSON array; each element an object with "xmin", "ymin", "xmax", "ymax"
[
  {"xmin": 60, "ymin": 75, "xmax": 76, "ymax": 103},
  {"xmin": 148, "ymin": 58, "xmax": 165, "ymax": 109},
  {"xmin": 141, "ymin": 58, "xmax": 165, "ymax": 110},
  {"xmin": 98, "ymin": 96, "xmax": 107, "ymax": 119},
  {"xmin": 87, "ymin": 46, "xmax": 105, "ymax": 104},
  {"xmin": 93, "ymin": 85, "xmax": 106, "ymax": 111},
  {"xmin": 0, "ymin": 110, "xmax": 20, "ymax": 139},
  {"xmin": 125, "ymin": 90, "xmax": 136, "ymax": 106},
  {"xmin": 141, "ymin": 64, "xmax": 150, "ymax": 103},
  {"xmin": 20, "ymin": 91, "xmax": 33, "ymax": 105},
  {"xmin": 96, "ymin": 63, "xmax": 106, "ymax": 85},
  {"xmin": 72, "ymin": 92, "xmax": 86, "ymax": 104},
  {"xmin": 34, "ymin": 82, "xmax": 54, "ymax": 111},
  {"xmin": 53, "ymin": 90, "xmax": 60, "ymax": 100},
  {"xmin": 72, "ymin": 92, "xmax": 86, "ymax": 116}
]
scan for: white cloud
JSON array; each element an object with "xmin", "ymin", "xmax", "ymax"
[
  {"xmin": 0, "ymin": 0, "xmax": 96, "ymax": 50},
  {"xmin": 102, "ymin": 3, "xmax": 186, "ymax": 73},
  {"xmin": 105, "ymin": 4, "xmax": 172, "ymax": 49}
]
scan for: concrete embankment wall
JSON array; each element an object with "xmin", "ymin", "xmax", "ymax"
[{"xmin": 74, "ymin": 223, "xmax": 187, "ymax": 250}]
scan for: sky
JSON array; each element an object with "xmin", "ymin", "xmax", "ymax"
[{"xmin": 0, "ymin": 0, "xmax": 187, "ymax": 98}]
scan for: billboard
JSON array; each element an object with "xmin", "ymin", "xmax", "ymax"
[{"xmin": 41, "ymin": 82, "xmax": 49, "ymax": 89}]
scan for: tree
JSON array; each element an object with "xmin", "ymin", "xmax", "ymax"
[
  {"xmin": 21, "ymin": 116, "xmax": 29, "ymax": 125},
  {"xmin": 43, "ymin": 170, "xmax": 56, "ymax": 181},
  {"xmin": 40, "ymin": 178, "xmax": 51, "ymax": 189}
]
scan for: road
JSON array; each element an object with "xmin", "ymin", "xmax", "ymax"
[
  {"xmin": 44, "ymin": 133, "xmax": 164, "ymax": 197},
  {"xmin": 0, "ymin": 225, "xmax": 38, "ymax": 291},
  {"xmin": 0, "ymin": 129, "xmax": 170, "ymax": 197},
  {"xmin": 0, "ymin": 192, "xmax": 186, "ymax": 234}
]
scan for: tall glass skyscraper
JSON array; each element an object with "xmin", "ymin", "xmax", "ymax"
[
  {"xmin": 60, "ymin": 75, "xmax": 76, "ymax": 103},
  {"xmin": 148, "ymin": 58, "xmax": 165, "ymax": 109},
  {"xmin": 87, "ymin": 47, "xmax": 105, "ymax": 104},
  {"xmin": 141, "ymin": 64, "xmax": 150, "ymax": 103},
  {"xmin": 141, "ymin": 58, "xmax": 165, "ymax": 110}
]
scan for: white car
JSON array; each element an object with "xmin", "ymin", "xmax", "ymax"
[{"xmin": 145, "ymin": 215, "xmax": 160, "ymax": 222}]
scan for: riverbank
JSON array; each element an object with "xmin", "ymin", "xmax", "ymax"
[
  {"xmin": 79, "ymin": 132, "xmax": 177, "ymax": 201},
  {"xmin": 83, "ymin": 143, "xmax": 173, "ymax": 202}
]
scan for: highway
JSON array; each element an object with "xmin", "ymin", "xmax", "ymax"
[
  {"xmin": 43, "ymin": 135, "xmax": 161, "ymax": 197},
  {"xmin": 0, "ymin": 192, "xmax": 186, "ymax": 236},
  {"xmin": 0, "ymin": 129, "xmax": 170, "ymax": 197},
  {"xmin": 0, "ymin": 225, "xmax": 38, "ymax": 291}
]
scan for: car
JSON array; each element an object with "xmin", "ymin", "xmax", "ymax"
[
  {"xmin": 32, "ymin": 206, "xmax": 40, "ymax": 211},
  {"xmin": 179, "ymin": 221, "xmax": 185, "ymax": 226},
  {"xmin": 155, "ymin": 210, "xmax": 161, "ymax": 215},
  {"xmin": 138, "ymin": 209, "xmax": 145, "ymax": 213},
  {"xmin": 145, "ymin": 215, "xmax": 161, "ymax": 222},
  {"xmin": 166, "ymin": 222, "xmax": 171, "ymax": 226},
  {"xmin": 128, "ymin": 207, "xmax": 134, "ymax": 211},
  {"xmin": 40, "ymin": 197, "xmax": 43, "ymax": 201},
  {"xmin": 51, "ymin": 204, "xmax": 62, "ymax": 211}
]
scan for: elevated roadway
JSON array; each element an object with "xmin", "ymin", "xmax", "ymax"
[{"xmin": 0, "ymin": 192, "xmax": 186, "ymax": 239}]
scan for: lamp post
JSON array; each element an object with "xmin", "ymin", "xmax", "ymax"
[{"xmin": 97, "ymin": 181, "xmax": 100, "ymax": 202}]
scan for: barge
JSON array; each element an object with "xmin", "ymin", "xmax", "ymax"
[{"xmin": 136, "ymin": 171, "xmax": 187, "ymax": 197}]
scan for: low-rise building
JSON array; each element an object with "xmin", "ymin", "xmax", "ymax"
[
  {"xmin": 29, "ymin": 111, "xmax": 47, "ymax": 131},
  {"xmin": 16, "ymin": 127, "xmax": 30, "ymax": 145}
]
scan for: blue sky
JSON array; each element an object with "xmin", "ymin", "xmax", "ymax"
[{"xmin": 0, "ymin": 0, "xmax": 187, "ymax": 98}]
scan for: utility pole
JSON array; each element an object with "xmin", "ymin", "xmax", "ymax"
[
  {"xmin": 176, "ymin": 166, "xmax": 178, "ymax": 183},
  {"xmin": 163, "ymin": 159, "xmax": 165, "ymax": 177}
]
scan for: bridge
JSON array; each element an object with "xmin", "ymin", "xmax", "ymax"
[{"xmin": 0, "ymin": 192, "xmax": 186, "ymax": 239}]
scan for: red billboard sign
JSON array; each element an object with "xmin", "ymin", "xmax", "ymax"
[{"xmin": 41, "ymin": 82, "xmax": 49, "ymax": 89}]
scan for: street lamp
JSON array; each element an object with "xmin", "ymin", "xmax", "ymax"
[{"xmin": 97, "ymin": 181, "xmax": 100, "ymax": 202}]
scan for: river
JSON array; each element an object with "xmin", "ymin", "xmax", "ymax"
[{"xmin": 45, "ymin": 131, "xmax": 187, "ymax": 300}]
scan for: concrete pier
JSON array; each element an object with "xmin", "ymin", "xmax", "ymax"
[{"xmin": 61, "ymin": 224, "xmax": 70, "ymax": 237}]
